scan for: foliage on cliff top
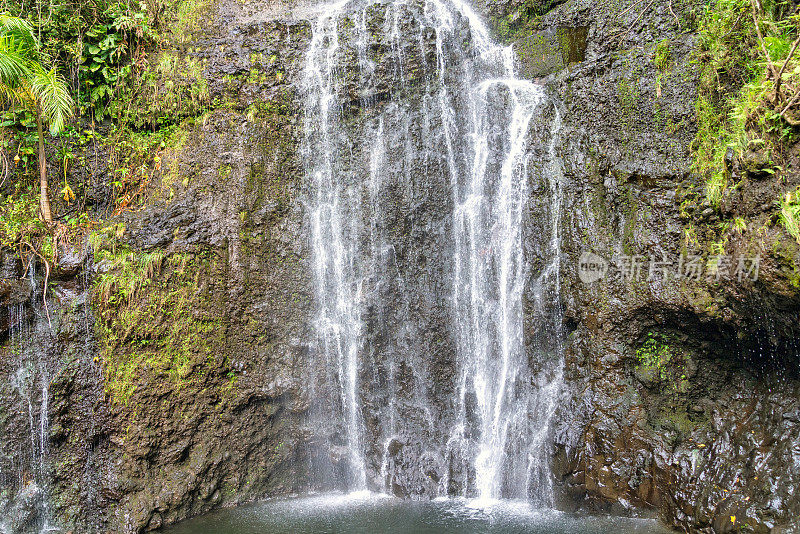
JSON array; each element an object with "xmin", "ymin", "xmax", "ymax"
[
  {"xmin": 0, "ymin": 0, "xmax": 210, "ymax": 118},
  {"xmin": 694, "ymin": 0, "xmax": 800, "ymax": 207},
  {"xmin": 0, "ymin": 0, "xmax": 211, "ymax": 272}
]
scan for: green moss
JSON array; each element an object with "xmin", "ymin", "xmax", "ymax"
[
  {"xmin": 0, "ymin": 187, "xmax": 46, "ymax": 251},
  {"xmin": 636, "ymin": 332, "xmax": 674, "ymax": 380},
  {"xmin": 246, "ymin": 68, "xmax": 267, "ymax": 85},
  {"xmin": 170, "ymin": 0, "xmax": 212, "ymax": 44},
  {"xmin": 487, "ymin": 0, "xmax": 567, "ymax": 44},
  {"xmin": 655, "ymin": 408, "xmax": 697, "ymax": 438},
  {"xmin": 92, "ymin": 248, "xmax": 227, "ymax": 404},
  {"xmin": 682, "ymin": 224, "xmax": 700, "ymax": 252},
  {"xmin": 770, "ymin": 234, "xmax": 800, "ymax": 287},
  {"xmin": 779, "ymin": 187, "xmax": 800, "ymax": 244},
  {"xmin": 654, "ymin": 39, "xmax": 672, "ymax": 71},
  {"xmin": 636, "ymin": 332, "xmax": 690, "ymax": 395},
  {"xmin": 617, "ymin": 77, "xmax": 638, "ymax": 129},
  {"xmin": 245, "ymin": 92, "xmax": 293, "ymax": 121},
  {"xmin": 155, "ymin": 120, "xmax": 196, "ymax": 199},
  {"xmin": 218, "ymin": 164, "xmax": 232, "ymax": 181}
]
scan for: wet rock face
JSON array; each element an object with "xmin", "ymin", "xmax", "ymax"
[
  {"xmin": 1, "ymin": 483, "xmax": 45, "ymax": 533},
  {"xmin": 93, "ymin": 3, "xmax": 314, "ymax": 531},
  {"xmin": 1, "ymin": 0, "xmax": 314, "ymax": 532},
  {"xmin": 0, "ymin": 281, "xmax": 30, "ymax": 336},
  {"xmin": 498, "ymin": 0, "xmax": 800, "ymax": 531},
  {"xmin": 0, "ymin": 274, "xmax": 106, "ymax": 534}
]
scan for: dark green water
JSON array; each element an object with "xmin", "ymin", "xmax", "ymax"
[{"xmin": 163, "ymin": 493, "xmax": 671, "ymax": 534}]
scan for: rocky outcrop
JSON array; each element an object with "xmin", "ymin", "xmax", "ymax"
[
  {"xmin": 1, "ymin": 0, "xmax": 316, "ymax": 532},
  {"xmin": 486, "ymin": 0, "xmax": 800, "ymax": 531}
]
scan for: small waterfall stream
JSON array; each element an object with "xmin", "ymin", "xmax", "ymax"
[
  {"xmin": 304, "ymin": 0, "xmax": 370, "ymax": 489},
  {"xmin": 2, "ymin": 268, "xmax": 56, "ymax": 533},
  {"xmin": 304, "ymin": 0, "xmax": 564, "ymax": 503}
]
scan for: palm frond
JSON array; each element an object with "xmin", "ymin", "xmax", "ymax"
[
  {"xmin": 0, "ymin": 15, "xmax": 37, "ymax": 96},
  {"xmin": 0, "ymin": 14, "xmax": 38, "ymax": 58},
  {"xmin": 29, "ymin": 65, "xmax": 73, "ymax": 134},
  {"xmin": 0, "ymin": 83, "xmax": 19, "ymax": 106},
  {"xmin": 0, "ymin": 35, "xmax": 32, "ymax": 90}
]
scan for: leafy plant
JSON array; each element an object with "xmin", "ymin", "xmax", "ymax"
[
  {"xmin": 779, "ymin": 188, "xmax": 800, "ymax": 243},
  {"xmin": 0, "ymin": 14, "xmax": 74, "ymax": 223},
  {"xmin": 684, "ymin": 224, "xmax": 700, "ymax": 248},
  {"xmin": 0, "ymin": 185, "xmax": 43, "ymax": 247},
  {"xmin": 694, "ymin": 0, "xmax": 800, "ymax": 206},
  {"xmin": 118, "ymin": 53, "xmax": 209, "ymax": 130},
  {"xmin": 79, "ymin": 2, "xmax": 156, "ymax": 118},
  {"xmin": 636, "ymin": 332, "xmax": 690, "ymax": 396},
  {"xmin": 81, "ymin": 22, "xmax": 126, "ymax": 117},
  {"xmin": 654, "ymin": 39, "xmax": 671, "ymax": 71},
  {"xmin": 637, "ymin": 333, "xmax": 674, "ymax": 381}
]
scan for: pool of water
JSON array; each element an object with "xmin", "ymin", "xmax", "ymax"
[{"xmin": 163, "ymin": 493, "xmax": 672, "ymax": 534}]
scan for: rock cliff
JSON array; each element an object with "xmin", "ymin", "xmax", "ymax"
[{"xmin": 0, "ymin": 0, "xmax": 799, "ymax": 532}]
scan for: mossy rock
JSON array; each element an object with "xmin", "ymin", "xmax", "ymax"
[{"xmin": 515, "ymin": 27, "xmax": 588, "ymax": 78}]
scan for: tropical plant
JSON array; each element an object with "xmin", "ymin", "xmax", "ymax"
[
  {"xmin": 0, "ymin": 14, "xmax": 73, "ymax": 224},
  {"xmin": 779, "ymin": 188, "xmax": 800, "ymax": 244}
]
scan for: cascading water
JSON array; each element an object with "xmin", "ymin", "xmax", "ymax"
[
  {"xmin": 448, "ymin": 81, "xmax": 564, "ymax": 503},
  {"xmin": 303, "ymin": 0, "xmax": 564, "ymax": 502},
  {"xmin": 1, "ymin": 266, "xmax": 57, "ymax": 533},
  {"xmin": 305, "ymin": 1, "xmax": 370, "ymax": 489}
]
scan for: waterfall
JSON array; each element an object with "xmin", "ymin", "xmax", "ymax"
[
  {"xmin": 304, "ymin": 0, "xmax": 369, "ymax": 490},
  {"xmin": 448, "ymin": 81, "xmax": 563, "ymax": 503},
  {"xmin": 303, "ymin": 0, "xmax": 563, "ymax": 501}
]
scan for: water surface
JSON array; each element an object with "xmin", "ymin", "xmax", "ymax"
[{"xmin": 164, "ymin": 493, "xmax": 671, "ymax": 534}]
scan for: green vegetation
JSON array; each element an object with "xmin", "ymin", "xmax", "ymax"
[
  {"xmin": 694, "ymin": 0, "xmax": 800, "ymax": 206},
  {"xmin": 636, "ymin": 332, "xmax": 675, "ymax": 381},
  {"xmin": 635, "ymin": 333, "xmax": 708, "ymax": 443},
  {"xmin": 0, "ymin": 186, "xmax": 45, "ymax": 249},
  {"xmin": 0, "ymin": 0, "xmax": 214, "ymax": 268},
  {"xmin": 79, "ymin": 6, "xmax": 153, "ymax": 119},
  {"xmin": 617, "ymin": 77, "xmax": 639, "ymax": 132},
  {"xmin": 0, "ymin": 14, "xmax": 73, "ymax": 224},
  {"xmin": 683, "ymin": 224, "xmax": 700, "ymax": 249},
  {"xmin": 0, "ymin": 6, "xmax": 227, "ymax": 378},
  {"xmin": 1, "ymin": 0, "xmax": 209, "ymax": 118},
  {"xmin": 91, "ymin": 233, "xmax": 226, "ymax": 404},
  {"xmin": 779, "ymin": 187, "xmax": 800, "ymax": 243},
  {"xmin": 686, "ymin": 0, "xmax": 800, "ymax": 289},
  {"xmin": 654, "ymin": 39, "xmax": 672, "ymax": 71},
  {"xmin": 0, "ymin": 0, "xmax": 234, "ymax": 410},
  {"xmin": 488, "ymin": 0, "xmax": 563, "ymax": 43},
  {"xmin": 635, "ymin": 332, "xmax": 690, "ymax": 395},
  {"xmin": 124, "ymin": 53, "xmax": 209, "ymax": 130}
]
